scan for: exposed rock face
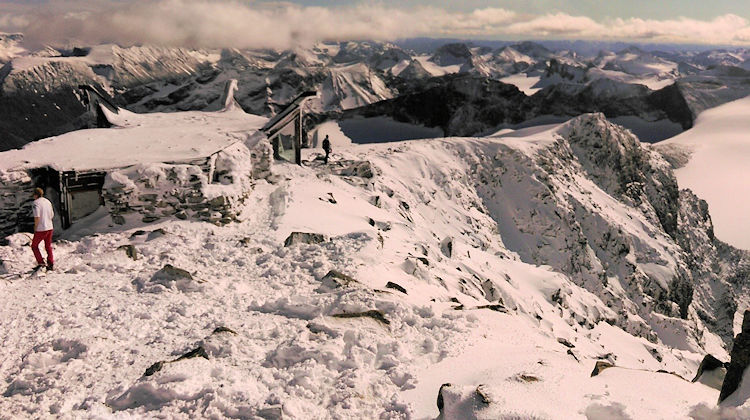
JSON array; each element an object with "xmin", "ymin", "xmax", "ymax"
[
  {"xmin": 692, "ymin": 354, "xmax": 728, "ymax": 390},
  {"xmin": 720, "ymin": 310, "xmax": 750, "ymax": 402},
  {"xmin": 591, "ymin": 361, "xmax": 615, "ymax": 377},
  {"xmin": 339, "ymin": 73, "xmax": 694, "ymax": 138},
  {"xmin": 284, "ymin": 232, "xmax": 327, "ymax": 247},
  {"xmin": 466, "ymin": 113, "xmax": 748, "ymax": 346}
]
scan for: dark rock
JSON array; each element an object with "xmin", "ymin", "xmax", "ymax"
[
  {"xmin": 143, "ymin": 361, "xmax": 165, "ymax": 377},
  {"xmin": 138, "ymin": 193, "xmax": 158, "ymax": 202},
  {"xmin": 153, "ymin": 264, "xmax": 193, "ymax": 281},
  {"xmin": 475, "ymin": 304, "xmax": 508, "ymax": 313},
  {"xmin": 320, "ymin": 270, "xmax": 358, "ymax": 289},
  {"xmin": 175, "ymin": 346, "xmax": 209, "ymax": 361},
  {"xmin": 475, "ymin": 385, "xmax": 491, "ymax": 405},
  {"xmin": 440, "ymin": 237, "xmax": 453, "ymax": 258},
  {"xmin": 331, "ymin": 310, "xmax": 390, "ymax": 326},
  {"xmin": 567, "ymin": 349, "xmax": 580, "ymax": 362},
  {"xmin": 385, "ymin": 281, "xmax": 407, "ymax": 294},
  {"xmin": 212, "ymin": 326, "xmax": 237, "ymax": 335},
  {"xmin": 557, "ymin": 337, "xmax": 575, "ymax": 348},
  {"xmin": 147, "ymin": 228, "xmax": 166, "ymax": 241},
  {"xmin": 175, "ymin": 211, "xmax": 188, "ymax": 220},
  {"xmin": 117, "ymin": 244, "xmax": 138, "ymax": 261},
  {"xmin": 257, "ymin": 405, "xmax": 283, "ymax": 420},
  {"xmin": 692, "ymin": 354, "xmax": 728, "ymax": 382},
  {"xmin": 368, "ymin": 218, "xmax": 375, "ymax": 226},
  {"xmin": 142, "ymin": 215, "xmax": 159, "ymax": 223},
  {"xmin": 208, "ymin": 196, "xmax": 228, "ymax": 209},
  {"xmin": 591, "ymin": 360, "xmax": 614, "ymax": 377},
  {"xmin": 437, "ymin": 383, "xmax": 452, "ymax": 411},
  {"xmin": 130, "ymin": 230, "xmax": 147, "ymax": 238},
  {"xmin": 720, "ymin": 310, "xmax": 750, "ymax": 402},
  {"xmin": 111, "ymin": 214, "xmax": 125, "ymax": 225},
  {"xmin": 283, "ymin": 232, "xmax": 327, "ymax": 247}
]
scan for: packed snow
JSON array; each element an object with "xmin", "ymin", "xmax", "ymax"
[
  {"xmin": 1, "ymin": 115, "xmax": 735, "ymax": 418},
  {"xmin": 656, "ymin": 95, "xmax": 750, "ymax": 250}
]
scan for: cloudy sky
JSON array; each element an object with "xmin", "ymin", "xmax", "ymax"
[{"xmin": 1, "ymin": 0, "xmax": 750, "ymax": 49}]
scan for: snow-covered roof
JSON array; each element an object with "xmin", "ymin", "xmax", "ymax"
[{"xmin": 0, "ymin": 105, "xmax": 268, "ymax": 173}]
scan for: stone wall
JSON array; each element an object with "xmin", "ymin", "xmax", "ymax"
[
  {"xmin": 0, "ymin": 170, "xmax": 34, "ymax": 240},
  {"xmin": 102, "ymin": 140, "xmax": 270, "ymax": 226}
]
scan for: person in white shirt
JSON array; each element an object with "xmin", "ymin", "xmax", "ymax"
[{"xmin": 31, "ymin": 187, "xmax": 55, "ymax": 271}]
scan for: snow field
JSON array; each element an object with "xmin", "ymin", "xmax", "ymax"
[{"xmin": 0, "ymin": 125, "xmax": 727, "ymax": 418}]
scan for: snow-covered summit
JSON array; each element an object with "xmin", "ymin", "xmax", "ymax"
[{"xmin": 1, "ymin": 111, "xmax": 747, "ymax": 418}]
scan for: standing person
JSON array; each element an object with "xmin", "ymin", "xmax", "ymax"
[
  {"xmin": 322, "ymin": 134, "xmax": 332, "ymax": 164},
  {"xmin": 30, "ymin": 187, "xmax": 54, "ymax": 271}
]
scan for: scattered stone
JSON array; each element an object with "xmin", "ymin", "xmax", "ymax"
[
  {"xmin": 512, "ymin": 374, "xmax": 540, "ymax": 383},
  {"xmin": 320, "ymin": 270, "xmax": 358, "ymax": 290},
  {"xmin": 208, "ymin": 196, "xmax": 228, "ymax": 209},
  {"xmin": 385, "ymin": 281, "xmax": 407, "ymax": 294},
  {"xmin": 692, "ymin": 354, "xmax": 728, "ymax": 383},
  {"xmin": 175, "ymin": 346, "xmax": 209, "ymax": 361},
  {"xmin": 416, "ymin": 257, "xmax": 429, "ymax": 266},
  {"xmin": 567, "ymin": 349, "xmax": 580, "ymax": 362},
  {"xmin": 368, "ymin": 218, "xmax": 375, "ymax": 226},
  {"xmin": 130, "ymin": 230, "xmax": 147, "ymax": 238},
  {"xmin": 146, "ymin": 264, "xmax": 203, "ymax": 293},
  {"xmin": 212, "ymin": 326, "xmax": 237, "ymax": 335},
  {"xmin": 476, "ymin": 304, "xmax": 507, "ymax": 313},
  {"xmin": 370, "ymin": 195, "xmax": 382, "ymax": 208},
  {"xmin": 331, "ymin": 310, "xmax": 390, "ymax": 326},
  {"xmin": 153, "ymin": 264, "xmax": 193, "ymax": 281},
  {"xmin": 117, "ymin": 244, "xmax": 138, "ymax": 261},
  {"xmin": 143, "ymin": 361, "xmax": 165, "ymax": 377},
  {"xmin": 257, "ymin": 405, "xmax": 283, "ymax": 420},
  {"xmin": 720, "ymin": 310, "xmax": 750, "ymax": 402},
  {"xmin": 142, "ymin": 215, "xmax": 159, "ymax": 223},
  {"xmin": 475, "ymin": 385, "xmax": 491, "ymax": 405},
  {"xmin": 557, "ymin": 337, "xmax": 575, "ymax": 348},
  {"xmin": 111, "ymin": 214, "xmax": 125, "ymax": 225},
  {"xmin": 175, "ymin": 211, "xmax": 188, "ymax": 220},
  {"xmin": 590, "ymin": 360, "xmax": 614, "ymax": 377},
  {"xmin": 440, "ymin": 237, "xmax": 453, "ymax": 258},
  {"xmin": 283, "ymin": 232, "xmax": 327, "ymax": 247},
  {"xmin": 147, "ymin": 228, "xmax": 166, "ymax": 241}
]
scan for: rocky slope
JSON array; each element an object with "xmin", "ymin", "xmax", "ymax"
[{"xmin": 1, "ymin": 113, "xmax": 746, "ymax": 418}]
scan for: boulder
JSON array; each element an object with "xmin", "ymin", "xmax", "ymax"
[
  {"xmin": 692, "ymin": 354, "xmax": 727, "ymax": 382},
  {"xmin": 590, "ymin": 360, "xmax": 614, "ymax": 377},
  {"xmin": 141, "ymin": 264, "xmax": 203, "ymax": 293},
  {"xmin": 385, "ymin": 281, "xmax": 407, "ymax": 294},
  {"xmin": 320, "ymin": 270, "xmax": 358, "ymax": 290},
  {"xmin": 117, "ymin": 244, "xmax": 138, "ymax": 261},
  {"xmin": 331, "ymin": 310, "xmax": 390, "ymax": 326},
  {"xmin": 719, "ymin": 310, "xmax": 750, "ymax": 402},
  {"xmin": 283, "ymin": 232, "xmax": 327, "ymax": 247}
]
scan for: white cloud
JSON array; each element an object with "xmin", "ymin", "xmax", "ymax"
[{"xmin": 1, "ymin": 0, "xmax": 750, "ymax": 48}]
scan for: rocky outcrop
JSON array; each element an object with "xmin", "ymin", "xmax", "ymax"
[{"xmin": 720, "ymin": 310, "xmax": 750, "ymax": 402}]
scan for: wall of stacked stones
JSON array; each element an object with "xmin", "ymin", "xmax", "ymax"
[{"xmin": 0, "ymin": 170, "xmax": 35, "ymax": 239}]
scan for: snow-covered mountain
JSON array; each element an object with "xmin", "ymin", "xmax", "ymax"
[
  {"xmin": 0, "ymin": 33, "xmax": 24, "ymax": 64},
  {"xmin": 1, "ymin": 108, "xmax": 748, "ymax": 417},
  {"xmin": 3, "ymin": 37, "xmax": 750, "ymax": 150}
]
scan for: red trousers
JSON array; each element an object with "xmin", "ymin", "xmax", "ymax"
[{"xmin": 31, "ymin": 230, "xmax": 54, "ymax": 266}]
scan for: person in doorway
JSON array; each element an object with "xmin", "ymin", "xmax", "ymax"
[
  {"xmin": 30, "ymin": 187, "xmax": 54, "ymax": 271},
  {"xmin": 322, "ymin": 134, "xmax": 332, "ymax": 164}
]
